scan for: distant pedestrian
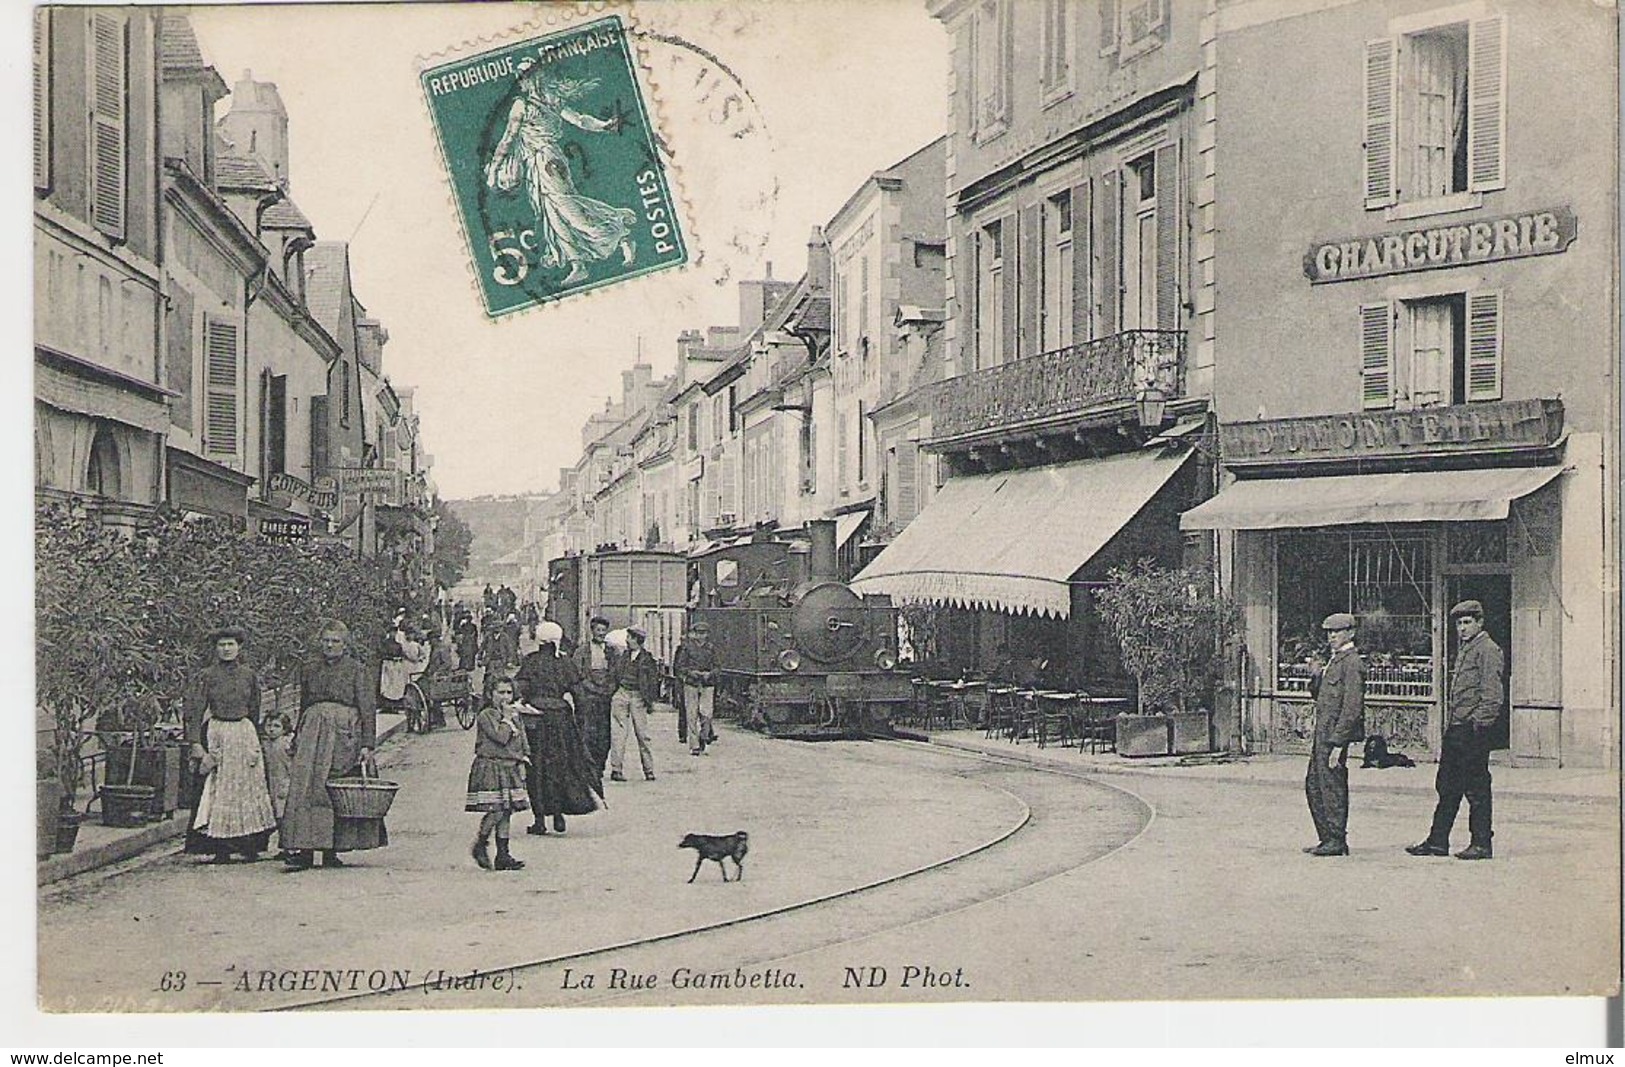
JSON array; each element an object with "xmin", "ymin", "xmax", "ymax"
[
  {"xmin": 1304, "ymin": 612, "xmax": 1365, "ymax": 857},
  {"xmin": 465, "ymin": 678, "xmax": 529, "ymax": 871},
  {"xmin": 514, "ymin": 622, "xmax": 603, "ymax": 834},
  {"xmin": 609, "ymin": 627, "xmax": 659, "ymax": 782},
  {"xmin": 261, "ymin": 712, "xmax": 294, "ymax": 856},
  {"xmin": 572, "ymin": 615, "xmax": 615, "ymax": 781},
  {"xmin": 454, "ymin": 613, "xmax": 480, "ymax": 670},
  {"xmin": 673, "ymin": 621, "xmax": 718, "ymax": 756},
  {"xmin": 182, "ymin": 626, "xmax": 277, "ymax": 864},
  {"xmin": 1408, "ymin": 601, "xmax": 1504, "ymax": 860}
]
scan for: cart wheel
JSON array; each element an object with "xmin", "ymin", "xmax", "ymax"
[
  {"xmin": 403, "ymin": 683, "xmax": 429, "ymax": 734},
  {"xmin": 456, "ymin": 697, "xmax": 477, "ymax": 730}
]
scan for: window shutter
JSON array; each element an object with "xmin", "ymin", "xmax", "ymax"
[
  {"xmin": 1466, "ymin": 290, "xmax": 1503, "ymax": 401},
  {"xmin": 1359, "ymin": 302, "xmax": 1394, "ymax": 410},
  {"xmin": 999, "ymin": 0, "xmax": 1015, "ymax": 126},
  {"xmin": 1019, "ymin": 203, "xmax": 1041, "ymax": 356},
  {"xmin": 89, "ymin": 10, "xmax": 126, "ymax": 240},
  {"xmin": 309, "ymin": 395, "xmax": 329, "ymax": 477},
  {"xmin": 965, "ymin": 229, "xmax": 980, "ymax": 369},
  {"xmin": 1467, "ymin": 16, "xmax": 1507, "ymax": 193},
  {"xmin": 1071, "ymin": 179, "xmax": 1092, "ymax": 342},
  {"xmin": 895, "ymin": 441, "xmax": 919, "ymax": 524},
  {"xmin": 1001, "ymin": 212, "xmax": 1018, "ymax": 361},
  {"xmin": 1097, "ymin": 170, "xmax": 1119, "ymax": 333},
  {"xmin": 957, "ymin": 22, "xmax": 975, "ymax": 137},
  {"xmin": 837, "ymin": 410, "xmax": 849, "ymax": 488},
  {"xmin": 268, "ymin": 374, "xmax": 287, "ymax": 476},
  {"xmin": 1362, "ymin": 37, "xmax": 1397, "ymax": 209},
  {"xmin": 204, "ymin": 318, "xmax": 240, "ymax": 455},
  {"xmin": 1154, "ymin": 141, "xmax": 1180, "ymax": 332},
  {"xmin": 1100, "ymin": 0, "xmax": 1119, "ymax": 54},
  {"xmin": 33, "ymin": 9, "xmax": 49, "ymax": 191}
]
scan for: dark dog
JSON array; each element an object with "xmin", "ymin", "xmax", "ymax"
[
  {"xmin": 1361, "ymin": 735, "xmax": 1416, "ymax": 768},
  {"xmin": 679, "ymin": 831, "xmax": 748, "ymax": 883}
]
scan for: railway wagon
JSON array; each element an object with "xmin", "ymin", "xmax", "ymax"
[
  {"xmin": 691, "ymin": 520, "xmax": 911, "ymax": 739},
  {"xmin": 545, "ymin": 549, "xmax": 688, "ymax": 665}
]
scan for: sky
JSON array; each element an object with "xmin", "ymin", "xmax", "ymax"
[{"xmin": 186, "ymin": 0, "xmax": 951, "ymax": 501}]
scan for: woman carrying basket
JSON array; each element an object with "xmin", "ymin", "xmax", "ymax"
[{"xmin": 282, "ymin": 619, "xmax": 385, "ymax": 871}]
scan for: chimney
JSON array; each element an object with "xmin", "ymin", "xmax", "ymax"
[
  {"xmin": 806, "ymin": 226, "xmax": 830, "ymax": 292},
  {"xmin": 807, "ymin": 519, "xmax": 838, "ymax": 583}
]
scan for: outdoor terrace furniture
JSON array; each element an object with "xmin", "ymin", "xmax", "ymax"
[
  {"xmin": 984, "ymin": 686, "xmax": 1020, "ymax": 740},
  {"xmin": 1074, "ymin": 696, "xmax": 1132, "ymax": 753},
  {"xmin": 1034, "ymin": 691, "xmax": 1078, "ymax": 748}
]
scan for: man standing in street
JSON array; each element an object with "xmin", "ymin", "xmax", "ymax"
[
  {"xmin": 572, "ymin": 615, "xmax": 615, "ymax": 784},
  {"xmin": 1305, "ymin": 612, "xmax": 1365, "ymax": 857},
  {"xmin": 609, "ymin": 627, "xmax": 659, "ymax": 782},
  {"xmin": 1408, "ymin": 600, "xmax": 1504, "ymax": 860},
  {"xmin": 673, "ymin": 621, "xmax": 718, "ymax": 755}
]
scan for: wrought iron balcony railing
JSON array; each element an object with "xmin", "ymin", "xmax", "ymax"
[{"xmin": 928, "ymin": 330, "xmax": 1186, "ymax": 442}]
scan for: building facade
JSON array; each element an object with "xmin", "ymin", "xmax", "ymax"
[{"xmin": 1183, "ymin": 0, "xmax": 1618, "ymax": 768}]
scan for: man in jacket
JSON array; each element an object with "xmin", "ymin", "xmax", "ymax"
[
  {"xmin": 673, "ymin": 621, "xmax": 718, "ymax": 755},
  {"xmin": 1408, "ymin": 600, "xmax": 1504, "ymax": 860},
  {"xmin": 571, "ymin": 616, "xmax": 615, "ymax": 781},
  {"xmin": 609, "ymin": 627, "xmax": 660, "ymax": 782},
  {"xmin": 1305, "ymin": 612, "xmax": 1365, "ymax": 857}
]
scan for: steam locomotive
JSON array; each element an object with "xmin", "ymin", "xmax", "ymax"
[{"xmin": 690, "ymin": 519, "xmax": 911, "ymax": 739}]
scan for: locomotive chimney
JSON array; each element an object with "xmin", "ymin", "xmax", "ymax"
[{"xmin": 808, "ymin": 519, "xmax": 838, "ymax": 583}]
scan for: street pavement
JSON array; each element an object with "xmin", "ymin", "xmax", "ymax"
[{"xmin": 36, "ymin": 715, "xmax": 1619, "ymax": 1012}]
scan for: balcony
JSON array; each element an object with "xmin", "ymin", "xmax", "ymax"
[{"xmin": 927, "ymin": 330, "xmax": 1186, "ymax": 446}]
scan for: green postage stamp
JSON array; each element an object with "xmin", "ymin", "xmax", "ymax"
[{"xmin": 421, "ymin": 15, "xmax": 687, "ymax": 317}]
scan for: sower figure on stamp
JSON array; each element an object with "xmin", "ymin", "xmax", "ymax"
[
  {"xmin": 1305, "ymin": 612, "xmax": 1365, "ymax": 857},
  {"xmin": 571, "ymin": 615, "xmax": 615, "ymax": 787},
  {"xmin": 1408, "ymin": 600, "xmax": 1504, "ymax": 860},
  {"xmin": 485, "ymin": 56, "xmax": 637, "ymax": 286}
]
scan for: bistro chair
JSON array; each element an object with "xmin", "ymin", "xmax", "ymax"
[
  {"xmin": 1036, "ymin": 692, "xmax": 1077, "ymax": 749},
  {"xmin": 984, "ymin": 686, "xmax": 1019, "ymax": 740},
  {"xmin": 1011, "ymin": 690, "xmax": 1041, "ymax": 744}
]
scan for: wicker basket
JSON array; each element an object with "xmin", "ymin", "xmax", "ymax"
[{"xmin": 326, "ymin": 775, "xmax": 399, "ymax": 819}]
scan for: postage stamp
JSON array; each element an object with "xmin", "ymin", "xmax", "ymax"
[{"xmin": 420, "ymin": 15, "xmax": 688, "ymax": 318}]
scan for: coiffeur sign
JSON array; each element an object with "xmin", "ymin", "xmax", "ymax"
[{"xmin": 1304, "ymin": 206, "xmax": 1576, "ymax": 284}]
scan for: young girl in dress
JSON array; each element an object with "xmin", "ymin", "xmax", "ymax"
[
  {"xmin": 465, "ymin": 677, "xmax": 529, "ymax": 870},
  {"xmin": 261, "ymin": 713, "xmax": 294, "ymax": 859}
]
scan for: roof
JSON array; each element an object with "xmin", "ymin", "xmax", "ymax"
[
  {"xmin": 304, "ymin": 242, "xmax": 352, "ymax": 340},
  {"xmin": 262, "ymin": 198, "xmax": 313, "ymax": 231},
  {"xmin": 159, "ymin": 16, "xmax": 219, "ymax": 82},
  {"xmin": 215, "ymin": 153, "xmax": 278, "ymax": 192},
  {"xmin": 851, "ymin": 449, "xmax": 1193, "ymax": 618},
  {"xmin": 1180, "ymin": 465, "xmax": 1564, "ymax": 531}
]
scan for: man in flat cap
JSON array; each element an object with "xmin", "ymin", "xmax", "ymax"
[
  {"xmin": 673, "ymin": 621, "xmax": 718, "ymax": 756},
  {"xmin": 1305, "ymin": 612, "xmax": 1365, "ymax": 856},
  {"xmin": 1408, "ymin": 600, "xmax": 1503, "ymax": 860},
  {"xmin": 571, "ymin": 615, "xmax": 616, "ymax": 783},
  {"xmin": 608, "ymin": 627, "xmax": 660, "ymax": 782}
]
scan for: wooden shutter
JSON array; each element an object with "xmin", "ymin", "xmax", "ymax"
[
  {"xmin": 894, "ymin": 441, "xmax": 919, "ymax": 524},
  {"xmin": 1071, "ymin": 179, "xmax": 1092, "ymax": 342},
  {"xmin": 165, "ymin": 285, "xmax": 194, "ymax": 431},
  {"xmin": 1467, "ymin": 16, "xmax": 1507, "ymax": 193},
  {"xmin": 309, "ymin": 395, "xmax": 329, "ymax": 477},
  {"xmin": 965, "ymin": 228, "xmax": 980, "ymax": 369},
  {"xmin": 999, "ymin": 0, "xmax": 1015, "ymax": 127},
  {"xmin": 204, "ymin": 318, "xmax": 240, "ymax": 455},
  {"xmin": 1019, "ymin": 202, "xmax": 1041, "ymax": 356},
  {"xmin": 1363, "ymin": 37, "xmax": 1397, "ymax": 210},
  {"xmin": 1100, "ymin": 0, "xmax": 1119, "ymax": 54},
  {"xmin": 33, "ymin": 9, "xmax": 49, "ymax": 191},
  {"xmin": 837, "ymin": 410, "xmax": 849, "ymax": 490},
  {"xmin": 1097, "ymin": 170, "xmax": 1119, "ymax": 334},
  {"xmin": 1465, "ymin": 290, "xmax": 1503, "ymax": 401},
  {"xmin": 89, "ymin": 10, "xmax": 126, "ymax": 240},
  {"xmin": 1001, "ymin": 212, "xmax": 1018, "ymax": 361},
  {"xmin": 1359, "ymin": 302, "xmax": 1394, "ymax": 410},
  {"xmin": 956, "ymin": 22, "xmax": 976, "ymax": 137},
  {"xmin": 268, "ymin": 374, "xmax": 287, "ymax": 476},
  {"xmin": 1154, "ymin": 142, "xmax": 1180, "ymax": 332}
]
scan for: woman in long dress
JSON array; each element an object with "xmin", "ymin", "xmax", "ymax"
[
  {"xmin": 282, "ymin": 619, "xmax": 383, "ymax": 871},
  {"xmin": 514, "ymin": 622, "xmax": 604, "ymax": 835},
  {"xmin": 183, "ymin": 626, "xmax": 277, "ymax": 863},
  {"xmin": 484, "ymin": 58, "xmax": 637, "ymax": 286}
]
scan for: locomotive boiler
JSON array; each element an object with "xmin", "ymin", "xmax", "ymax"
[{"xmin": 690, "ymin": 519, "xmax": 912, "ymax": 739}]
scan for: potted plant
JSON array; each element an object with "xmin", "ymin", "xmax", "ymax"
[{"xmin": 1093, "ymin": 560, "xmax": 1241, "ymax": 757}]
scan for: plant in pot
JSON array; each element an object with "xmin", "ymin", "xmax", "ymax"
[{"xmin": 1093, "ymin": 560, "xmax": 1241, "ymax": 757}]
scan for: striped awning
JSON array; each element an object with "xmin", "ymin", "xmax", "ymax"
[{"xmin": 850, "ymin": 449, "xmax": 1193, "ymax": 618}]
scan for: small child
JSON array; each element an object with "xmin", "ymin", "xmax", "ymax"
[
  {"xmin": 465, "ymin": 678, "xmax": 530, "ymax": 871},
  {"xmin": 261, "ymin": 713, "xmax": 294, "ymax": 860}
]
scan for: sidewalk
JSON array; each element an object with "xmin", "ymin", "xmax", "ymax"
[
  {"xmin": 36, "ymin": 710, "xmax": 408, "ymax": 887},
  {"xmin": 909, "ymin": 726, "xmax": 1620, "ymax": 804}
]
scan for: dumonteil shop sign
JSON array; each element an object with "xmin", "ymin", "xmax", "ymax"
[
  {"xmin": 1222, "ymin": 398, "xmax": 1564, "ymax": 465},
  {"xmin": 1304, "ymin": 207, "xmax": 1576, "ymax": 284}
]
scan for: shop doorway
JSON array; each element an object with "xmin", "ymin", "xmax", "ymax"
[{"xmin": 1445, "ymin": 574, "xmax": 1512, "ymax": 750}]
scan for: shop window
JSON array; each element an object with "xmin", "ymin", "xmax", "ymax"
[
  {"xmin": 1447, "ymin": 522, "xmax": 1506, "ymax": 565},
  {"xmin": 1276, "ymin": 529, "xmax": 1436, "ymax": 700},
  {"xmin": 1363, "ymin": 15, "xmax": 1506, "ymax": 213}
]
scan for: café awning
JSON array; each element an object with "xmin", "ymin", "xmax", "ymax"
[
  {"xmin": 1178, "ymin": 465, "xmax": 1564, "ymax": 530},
  {"xmin": 849, "ymin": 449, "xmax": 1192, "ymax": 618}
]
